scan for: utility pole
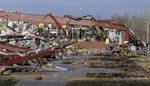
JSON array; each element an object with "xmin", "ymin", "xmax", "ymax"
[{"xmin": 146, "ymin": 21, "xmax": 149, "ymax": 53}]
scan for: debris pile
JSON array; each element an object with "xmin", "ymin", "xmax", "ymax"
[{"xmin": 0, "ymin": 10, "xmax": 147, "ymax": 74}]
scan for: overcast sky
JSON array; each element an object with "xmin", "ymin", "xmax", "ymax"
[{"xmin": 0, "ymin": 0, "xmax": 150, "ymax": 19}]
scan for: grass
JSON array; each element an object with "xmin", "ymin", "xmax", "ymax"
[
  {"xmin": 130, "ymin": 57, "xmax": 145, "ymax": 62},
  {"xmin": 129, "ymin": 55, "xmax": 150, "ymax": 62},
  {"xmin": 66, "ymin": 78, "xmax": 150, "ymax": 86},
  {"xmin": 0, "ymin": 76, "xmax": 18, "ymax": 86}
]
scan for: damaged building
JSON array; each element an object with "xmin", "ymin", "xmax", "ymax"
[{"xmin": 0, "ymin": 10, "xmax": 146, "ymax": 74}]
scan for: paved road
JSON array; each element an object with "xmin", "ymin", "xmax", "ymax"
[
  {"xmin": 15, "ymin": 75, "xmax": 66, "ymax": 86},
  {"xmin": 15, "ymin": 68, "xmax": 121, "ymax": 86},
  {"xmin": 15, "ymin": 56, "xmax": 84, "ymax": 86},
  {"xmin": 15, "ymin": 55, "xmax": 122, "ymax": 86},
  {"xmin": 15, "ymin": 69, "xmax": 85, "ymax": 86}
]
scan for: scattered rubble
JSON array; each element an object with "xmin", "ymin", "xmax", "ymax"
[{"xmin": 0, "ymin": 10, "xmax": 148, "ymax": 77}]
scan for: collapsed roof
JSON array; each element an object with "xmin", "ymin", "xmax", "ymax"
[
  {"xmin": 0, "ymin": 11, "xmax": 128, "ymax": 30},
  {"xmin": 0, "ymin": 11, "xmax": 146, "ymax": 67},
  {"xmin": 0, "ymin": 11, "xmax": 145, "ymax": 47}
]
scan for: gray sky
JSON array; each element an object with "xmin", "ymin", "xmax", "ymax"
[{"xmin": 0, "ymin": 0, "xmax": 150, "ymax": 19}]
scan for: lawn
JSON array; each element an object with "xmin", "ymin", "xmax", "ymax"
[
  {"xmin": 66, "ymin": 78, "xmax": 150, "ymax": 86},
  {"xmin": 0, "ymin": 76, "xmax": 18, "ymax": 86}
]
